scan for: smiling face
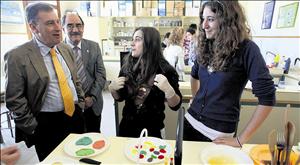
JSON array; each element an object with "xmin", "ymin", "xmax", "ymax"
[
  {"xmin": 63, "ymin": 13, "xmax": 84, "ymax": 45},
  {"xmin": 185, "ymin": 32, "xmax": 193, "ymax": 41},
  {"xmin": 30, "ymin": 10, "xmax": 62, "ymax": 47},
  {"xmin": 202, "ymin": 6, "xmax": 220, "ymax": 39},
  {"xmin": 131, "ymin": 30, "xmax": 144, "ymax": 58}
]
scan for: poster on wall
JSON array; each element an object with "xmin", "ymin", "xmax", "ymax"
[
  {"xmin": 0, "ymin": 1, "xmax": 24, "ymax": 24},
  {"xmin": 102, "ymin": 39, "xmax": 115, "ymax": 56},
  {"xmin": 261, "ymin": 1, "xmax": 275, "ymax": 29},
  {"xmin": 277, "ymin": 2, "xmax": 299, "ymax": 28}
]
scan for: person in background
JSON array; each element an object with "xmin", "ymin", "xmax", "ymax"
[
  {"xmin": 0, "ymin": 146, "xmax": 20, "ymax": 165},
  {"xmin": 189, "ymin": 23, "xmax": 197, "ymax": 31},
  {"xmin": 161, "ymin": 32, "xmax": 170, "ymax": 50},
  {"xmin": 163, "ymin": 27, "xmax": 185, "ymax": 81},
  {"xmin": 4, "ymin": 2, "xmax": 85, "ymax": 160},
  {"xmin": 183, "ymin": 24, "xmax": 197, "ymax": 65},
  {"xmin": 62, "ymin": 11, "xmax": 106, "ymax": 132},
  {"xmin": 108, "ymin": 27, "xmax": 182, "ymax": 138},
  {"xmin": 184, "ymin": 1, "xmax": 276, "ymax": 147},
  {"xmin": 187, "ymin": 25, "xmax": 198, "ymax": 66}
]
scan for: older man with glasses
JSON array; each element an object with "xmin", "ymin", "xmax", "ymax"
[{"xmin": 62, "ymin": 11, "xmax": 106, "ymax": 133}]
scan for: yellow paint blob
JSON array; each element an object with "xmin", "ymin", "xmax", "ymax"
[
  {"xmin": 131, "ymin": 149, "xmax": 138, "ymax": 155},
  {"xmin": 52, "ymin": 162, "xmax": 63, "ymax": 165},
  {"xmin": 208, "ymin": 156, "xmax": 237, "ymax": 165}
]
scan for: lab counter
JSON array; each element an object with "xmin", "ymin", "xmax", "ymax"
[
  {"xmin": 168, "ymin": 82, "xmax": 300, "ymax": 144},
  {"xmin": 178, "ymin": 81, "xmax": 300, "ymax": 106},
  {"xmin": 114, "ymin": 81, "xmax": 299, "ymax": 143}
]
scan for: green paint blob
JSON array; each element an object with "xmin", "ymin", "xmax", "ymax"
[
  {"xmin": 75, "ymin": 148, "xmax": 95, "ymax": 156},
  {"xmin": 75, "ymin": 137, "xmax": 92, "ymax": 146}
]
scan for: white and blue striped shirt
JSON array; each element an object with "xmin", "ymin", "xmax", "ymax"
[{"xmin": 35, "ymin": 37, "xmax": 78, "ymax": 112}]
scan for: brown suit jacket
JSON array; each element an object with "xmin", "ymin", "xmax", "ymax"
[{"xmin": 4, "ymin": 40, "xmax": 85, "ymax": 135}]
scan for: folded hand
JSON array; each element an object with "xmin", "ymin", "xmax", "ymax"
[
  {"xmin": 154, "ymin": 74, "xmax": 175, "ymax": 99},
  {"xmin": 213, "ymin": 137, "xmax": 242, "ymax": 148},
  {"xmin": 0, "ymin": 145, "xmax": 20, "ymax": 165},
  {"xmin": 109, "ymin": 77, "xmax": 126, "ymax": 91}
]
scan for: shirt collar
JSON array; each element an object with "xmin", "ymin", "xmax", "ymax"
[
  {"xmin": 34, "ymin": 37, "xmax": 58, "ymax": 57},
  {"xmin": 66, "ymin": 38, "xmax": 82, "ymax": 50}
]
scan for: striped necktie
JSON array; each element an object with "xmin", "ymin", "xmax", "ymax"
[
  {"xmin": 50, "ymin": 48, "xmax": 75, "ymax": 116},
  {"xmin": 73, "ymin": 46, "xmax": 88, "ymax": 92}
]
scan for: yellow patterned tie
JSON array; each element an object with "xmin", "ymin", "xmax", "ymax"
[{"xmin": 50, "ymin": 48, "xmax": 75, "ymax": 117}]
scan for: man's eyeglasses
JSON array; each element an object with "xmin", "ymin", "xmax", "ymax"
[{"xmin": 66, "ymin": 23, "xmax": 83, "ymax": 30}]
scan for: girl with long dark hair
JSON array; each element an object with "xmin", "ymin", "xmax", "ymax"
[{"xmin": 109, "ymin": 27, "xmax": 182, "ymax": 138}]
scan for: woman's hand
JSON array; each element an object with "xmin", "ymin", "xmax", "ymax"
[
  {"xmin": 0, "ymin": 145, "xmax": 20, "ymax": 165},
  {"xmin": 108, "ymin": 77, "xmax": 126, "ymax": 92},
  {"xmin": 213, "ymin": 136, "xmax": 242, "ymax": 148},
  {"xmin": 154, "ymin": 74, "xmax": 175, "ymax": 99},
  {"xmin": 189, "ymin": 99, "xmax": 193, "ymax": 106}
]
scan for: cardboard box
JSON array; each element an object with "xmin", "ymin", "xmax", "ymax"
[
  {"xmin": 174, "ymin": 7, "xmax": 183, "ymax": 16},
  {"xmin": 166, "ymin": 12, "xmax": 173, "ymax": 16},
  {"xmin": 158, "ymin": 0, "xmax": 166, "ymax": 16},
  {"xmin": 151, "ymin": 1, "xmax": 158, "ymax": 8},
  {"xmin": 141, "ymin": 8, "xmax": 151, "ymax": 17},
  {"xmin": 125, "ymin": 1, "xmax": 133, "ymax": 16},
  {"xmin": 151, "ymin": 8, "xmax": 158, "ymax": 16},
  {"xmin": 143, "ymin": 1, "xmax": 151, "ymax": 8},
  {"xmin": 174, "ymin": 1, "xmax": 184, "ymax": 8},
  {"xmin": 166, "ymin": 1, "xmax": 174, "ymax": 9},
  {"xmin": 136, "ymin": 1, "xmax": 143, "ymax": 16},
  {"xmin": 166, "ymin": 1, "xmax": 174, "ymax": 16}
]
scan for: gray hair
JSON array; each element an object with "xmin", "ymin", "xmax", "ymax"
[
  {"xmin": 61, "ymin": 10, "xmax": 85, "ymax": 26},
  {"xmin": 25, "ymin": 2, "xmax": 55, "ymax": 24}
]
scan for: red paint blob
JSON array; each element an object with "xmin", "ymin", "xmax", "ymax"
[{"xmin": 92, "ymin": 140, "xmax": 105, "ymax": 149}]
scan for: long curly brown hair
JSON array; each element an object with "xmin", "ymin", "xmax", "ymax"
[
  {"xmin": 197, "ymin": 1, "xmax": 251, "ymax": 71},
  {"xmin": 169, "ymin": 27, "xmax": 185, "ymax": 46}
]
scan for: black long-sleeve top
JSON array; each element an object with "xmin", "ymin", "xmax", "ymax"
[{"xmin": 116, "ymin": 60, "xmax": 182, "ymax": 136}]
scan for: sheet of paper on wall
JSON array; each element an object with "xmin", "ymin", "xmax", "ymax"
[
  {"xmin": 102, "ymin": 39, "xmax": 115, "ymax": 56},
  {"xmin": 15, "ymin": 141, "xmax": 39, "ymax": 165}
]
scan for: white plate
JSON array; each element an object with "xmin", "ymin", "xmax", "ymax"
[
  {"xmin": 39, "ymin": 156, "xmax": 79, "ymax": 165},
  {"xmin": 124, "ymin": 137, "xmax": 172, "ymax": 164},
  {"xmin": 64, "ymin": 133, "xmax": 110, "ymax": 158},
  {"xmin": 200, "ymin": 144, "xmax": 253, "ymax": 165}
]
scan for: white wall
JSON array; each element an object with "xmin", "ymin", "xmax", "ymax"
[{"xmin": 240, "ymin": 1, "xmax": 300, "ymax": 68}]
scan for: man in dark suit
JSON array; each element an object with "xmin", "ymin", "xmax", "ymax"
[
  {"xmin": 62, "ymin": 11, "xmax": 106, "ymax": 132},
  {"xmin": 4, "ymin": 2, "xmax": 85, "ymax": 161}
]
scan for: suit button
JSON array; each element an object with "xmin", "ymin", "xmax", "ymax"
[{"xmin": 201, "ymin": 104, "xmax": 205, "ymax": 108}]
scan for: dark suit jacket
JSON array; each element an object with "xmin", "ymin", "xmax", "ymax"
[
  {"xmin": 4, "ymin": 40, "xmax": 85, "ymax": 135},
  {"xmin": 66, "ymin": 39, "xmax": 106, "ymax": 116}
]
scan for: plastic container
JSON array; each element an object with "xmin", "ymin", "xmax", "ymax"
[
  {"xmin": 273, "ymin": 54, "xmax": 280, "ymax": 67},
  {"xmin": 283, "ymin": 57, "xmax": 291, "ymax": 74},
  {"xmin": 279, "ymin": 55, "xmax": 286, "ymax": 69}
]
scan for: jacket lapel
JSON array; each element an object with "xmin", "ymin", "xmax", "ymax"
[
  {"xmin": 57, "ymin": 44, "xmax": 74, "ymax": 74},
  {"xmin": 80, "ymin": 39, "xmax": 89, "ymax": 66},
  {"xmin": 26, "ymin": 40, "xmax": 49, "ymax": 82}
]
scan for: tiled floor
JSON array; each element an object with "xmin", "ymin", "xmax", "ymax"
[{"xmin": 1, "ymin": 91, "xmax": 116, "ymax": 146}]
